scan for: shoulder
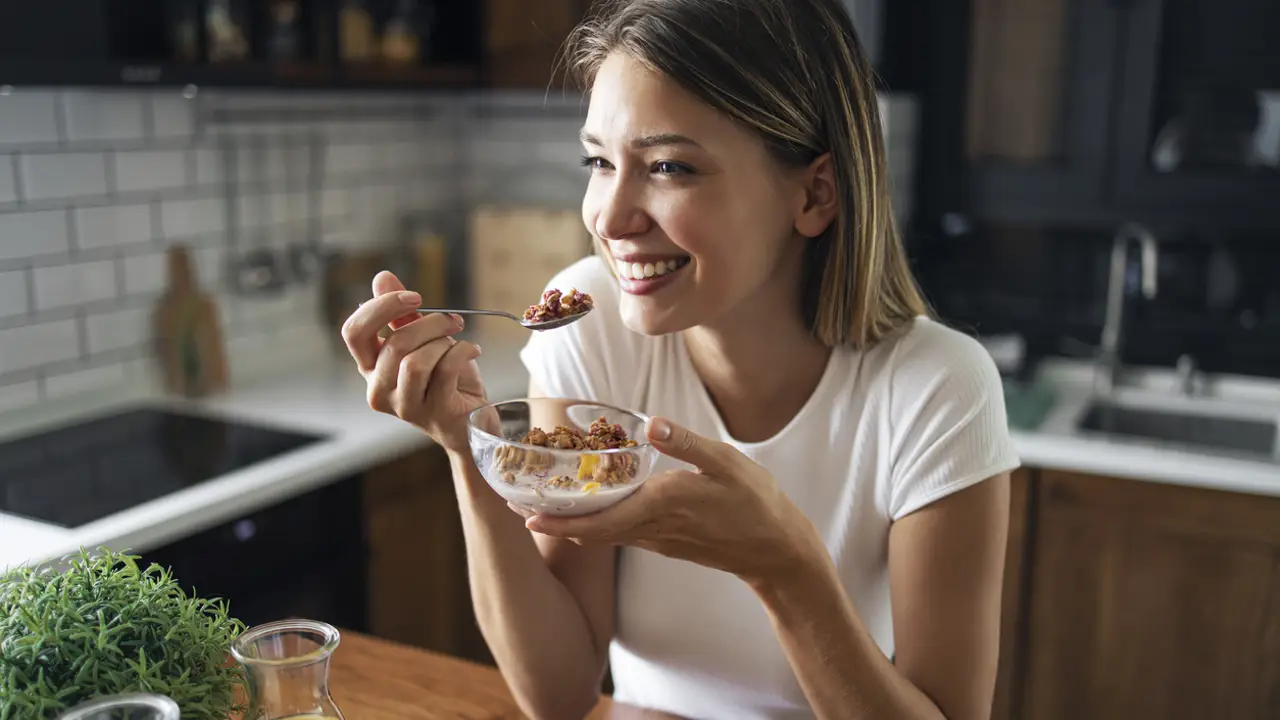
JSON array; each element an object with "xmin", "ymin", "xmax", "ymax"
[{"xmin": 864, "ymin": 316, "xmax": 1005, "ymax": 422}]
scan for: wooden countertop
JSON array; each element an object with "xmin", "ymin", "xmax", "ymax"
[{"xmin": 330, "ymin": 630, "xmax": 680, "ymax": 719}]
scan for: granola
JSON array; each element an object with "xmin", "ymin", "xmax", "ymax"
[
  {"xmin": 523, "ymin": 288, "xmax": 594, "ymax": 323},
  {"xmin": 491, "ymin": 416, "xmax": 640, "ymax": 492}
]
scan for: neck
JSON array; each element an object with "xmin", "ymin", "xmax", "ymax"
[{"xmin": 682, "ymin": 265, "xmax": 831, "ymax": 444}]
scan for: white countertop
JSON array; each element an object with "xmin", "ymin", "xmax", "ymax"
[{"xmin": 2, "ymin": 330, "xmax": 1277, "ymax": 573}]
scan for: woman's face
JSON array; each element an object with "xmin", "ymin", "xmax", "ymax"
[{"xmin": 581, "ymin": 52, "xmax": 813, "ymax": 336}]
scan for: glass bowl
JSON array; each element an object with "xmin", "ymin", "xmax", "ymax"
[{"xmin": 468, "ymin": 398, "xmax": 659, "ymax": 516}]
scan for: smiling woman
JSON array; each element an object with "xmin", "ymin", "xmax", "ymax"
[{"xmin": 340, "ymin": 1, "xmax": 1020, "ymax": 719}]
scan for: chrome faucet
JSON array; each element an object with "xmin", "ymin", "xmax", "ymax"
[{"xmin": 1094, "ymin": 222, "xmax": 1159, "ymax": 395}]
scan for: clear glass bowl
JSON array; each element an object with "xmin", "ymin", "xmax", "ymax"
[{"xmin": 468, "ymin": 398, "xmax": 659, "ymax": 516}]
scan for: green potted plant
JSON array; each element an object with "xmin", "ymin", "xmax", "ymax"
[{"xmin": 0, "ymin": 548, "xmax": 246, "ymax": 719}]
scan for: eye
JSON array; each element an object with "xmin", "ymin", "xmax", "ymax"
[
  {"xmin": 580, "ymin": 155, "xmax": 613, "ymax": 171},
  {"xmin": 653, "ymin": 161, "xmax": 694, "ymax": 176}
]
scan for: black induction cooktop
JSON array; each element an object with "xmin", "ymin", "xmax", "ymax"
[{"xmin": 0, "ymin": 405, "xmax": 326, "ymax": 528}]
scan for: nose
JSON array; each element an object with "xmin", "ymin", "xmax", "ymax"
[{"xmin": 592, "ymin": 177, "xmax": 650, "ymax": 241}]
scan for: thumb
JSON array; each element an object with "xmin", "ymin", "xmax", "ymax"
[
  {"xmin": 645, "ymin": 417, "xmax": 737, "ymax": 473},
  {"xmin": 372, "ymin": 270, "xmax": 417, "ymax": 330}
]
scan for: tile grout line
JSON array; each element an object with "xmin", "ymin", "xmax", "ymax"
[{"xmin": 9, "ymin": 151, "xmax": 21, "ymax": 205}]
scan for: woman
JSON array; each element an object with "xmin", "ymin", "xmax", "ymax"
[{"xmin": 341, "ymin": 0, "xmax": 1020, "ymax": 718}]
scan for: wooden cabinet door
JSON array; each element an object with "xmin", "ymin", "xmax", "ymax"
[
  {"xmin": 991, "ymin": 468, "xmax": 1034, "ymax": 720},
  {"xmin": 1022, "ymin": 470, "xmax": 1280, "ymax": 720},
  {"xmin": 485, "ymin": 0, "xmax": 591, "ymax": 89},
  {"xmin": 364, "ymin": 445, "xmax": 471, "ymax": 657}
]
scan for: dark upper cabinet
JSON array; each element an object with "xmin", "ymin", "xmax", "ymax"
[
  {"xmin": 945, "ymin": 0, "xmax": 1280, "ymax": 231},
  {"xmin": 1111, "ymin": 0, "xmax": 1280, "ymax": 227},
  {"xmin": 0, "ymin": 0, "xmax": 483, "ymax": 90},
  {"xmin": 963, "ymin": 0, "xmax": 1121, "ymax": 225}
]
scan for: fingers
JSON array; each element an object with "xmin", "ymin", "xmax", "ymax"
[
  {"xmin": 525, "ymin": 482, "xmax": 658, "ymax": 539},
  {"xmin": 425, "ymin": 339, "xmax": 482, "ymax": 402},
  {"xmin": 342, "ymin": 288, "xmax": 423, "ymax": 372},
  {"xmin": 645, "ymin": 417, "xmax": 740, "ymax": 474},
  {"xmin": 365, "ymin": 313, "xmax": 463, "ymax": 414},
  {"xmin": 372, "ymin": 270, "xmax": 418, "ymax": 331}
]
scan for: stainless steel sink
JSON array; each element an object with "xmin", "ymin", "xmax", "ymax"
[{"xmin": 1078, "ymin": 402, "xmax": 1278, "ymax": 458}]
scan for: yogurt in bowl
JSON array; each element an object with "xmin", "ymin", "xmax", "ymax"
[{"xmin": 467, "ymin": 398, "xmax": 659, "ymax": 516}]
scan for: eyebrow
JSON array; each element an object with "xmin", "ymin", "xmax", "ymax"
[{"xmin": 579, "ymin": 130, "xmax": 703, "ymax": 149}]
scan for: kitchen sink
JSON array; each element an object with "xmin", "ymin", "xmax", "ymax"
[{"xmin": 1078, "ymin": 402, "xmax": 1278, "ymax": 458}]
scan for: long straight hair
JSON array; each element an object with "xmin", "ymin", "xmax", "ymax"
[{"xmin": 563, "ymin": 0, "xmax": 930, "ymax": 349}]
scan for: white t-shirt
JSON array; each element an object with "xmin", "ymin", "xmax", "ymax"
[{"xmin": 520, "ymin": 256, "xmax": 1021, "ymax": 720}]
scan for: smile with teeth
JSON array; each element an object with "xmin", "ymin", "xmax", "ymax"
[{"xmin": 615, "ymin": 257, "xmax": 690, "ymax": 280}]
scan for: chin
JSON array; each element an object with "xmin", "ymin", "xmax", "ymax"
[{"xmin": 618, "ymin": 297, "xmax": 694, "ymax": 336}]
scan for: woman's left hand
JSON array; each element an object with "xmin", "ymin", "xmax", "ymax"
[{"xmin": 511, "ymin": 417, "xmax": 823, "ymax": 586}]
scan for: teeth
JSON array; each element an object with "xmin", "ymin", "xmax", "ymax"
[{"xmin": 616, "ymin": 258, "xmax": 685, "ymax": 280}]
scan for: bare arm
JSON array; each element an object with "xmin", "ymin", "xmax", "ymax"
[
  {"xmin": 453, "ymin": 377, "xmax": 616, "ymax": 720},
  {"xmin": 752, "ymin": 473, "xmax": 1010, "ymax": 720}
]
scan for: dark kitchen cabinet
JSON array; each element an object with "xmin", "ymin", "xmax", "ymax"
[
  {"xmin": 928, "ymin": 0, "xmax": 1280, "ymax": 234},
  {"xmin": 962, "ymin": 0, "xmax": 1120, "ymax": 224},
  {"xmin": 1110, "ymin": 0, "xmax": 1280, "ymax": 227},
  {"xmin": 0, "ymin": 0, "xmax": 483, "ymax": 89}
]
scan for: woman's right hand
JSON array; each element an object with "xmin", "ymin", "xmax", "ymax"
[{"xmin": 341, "ymin": 270, "xmax": 487, "ymax": 454}]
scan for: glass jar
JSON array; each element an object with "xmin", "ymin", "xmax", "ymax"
[
  {"xmin": 231, "ymin": 619, "xmax": 346, "ymax": 720},
  {"xmin": 57, "ymin": 693, "xmax": 180, "ymax": 720}
]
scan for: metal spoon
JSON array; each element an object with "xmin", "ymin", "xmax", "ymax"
[{"xmin": 416, "ymin": 306, "xmax": 592, "ymax": 331}]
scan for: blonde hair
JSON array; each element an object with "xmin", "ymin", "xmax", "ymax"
[{"xmin": 564, "ymin": 0, "xmax": 930, "ymax": 349}]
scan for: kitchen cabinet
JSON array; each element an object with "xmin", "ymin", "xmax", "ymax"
[
  {"xmin": 363, "ymin": 443, "xmax": 490, "ymax": 664},
  {"xmin": 0, "ymin": 1, "xmax": 483, "ymax": 90},
  {"xmin": 485, "ymin": 0, "xmax": 592, "ymax": 90},
  {"xmin": 928, "ymin": 0, "xmax": 1280, "ymax": 231},
  {"xmin": 1000, "ymin": 468, "xmax": 1280, "ymax": 720},
  {"xmin": 1110, "ymin": 0, "xmax": 1280, "ymax": 226}
]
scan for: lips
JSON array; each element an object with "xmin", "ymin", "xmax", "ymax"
[{"xmin": 611, "ymin": 254, "xmax": 691, "ymax": 296}]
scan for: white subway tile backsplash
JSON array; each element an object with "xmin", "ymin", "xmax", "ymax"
[
  {"xmin": 0, "ymin": 210, "xmax": 70, "ymax": 261},
  {"xmin": 0, "ymin": 270, "xmax": 29, "ymax": 317},
  {"xmin": 33, "ymin": 260, "xmax": 118, "ymax": 310},
  {"xmin": 328, "ymin": 143, "xmax": 379, "ymax": 176},
  {"xmin": 0, "ymin": 93, "xmax": 61, "ymax": 146},
  {"xmin": 161, "ymin": 197, "xmax": 224, "ymax": 237},
  {"xmin": 193, "ymin": 148, "xmax": 223, "ymax": 186},
  {"xmin": 194, "ymin": 245, "xmax": 224, "ymax": 288},
  {"xmin": 0, "ymin": 155, "xmax": 16, "ymax": 204},
  {"xmin": 122, "ymin": 253, "xmax": 166, "ymax": 296},
  {"xmin": 86, "ymin": 306, "xmax": 150, "ymax": 354},
  {"xmin": 0, "ymin": 319, "xmax": 79, "ymax": 374},
  {"xmin": 149, "ymin": 95, "xmax": 195, "ymax": 138},
  {"xmin": 21, "ymin": 153, "xmax": 109, "ymax": 201},
  {"xmin": 61, "ymin": 93, "xmax": 147, "ymax": 142},
  {"xmin": 114, "ymin": 150, "xmax": 188, "ymax": 193},
  {"xmin": 321, "ymin": 188, "xmax": 350, "ymax": 218},
  {"xmin": 0, "ymin": 380, "xmax": 39, "ymax": 412},
  {"xmin": 75, "ymin": 204, "xmax": 154, "ymax": 250},
  {"xmin": 44, "ymin": 363, "xmax": 126, "ymax": 399}
]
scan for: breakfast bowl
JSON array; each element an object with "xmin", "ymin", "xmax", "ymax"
[{"xmin": 467, "ymin": 398, "xmax": 659, "ymax": 517}]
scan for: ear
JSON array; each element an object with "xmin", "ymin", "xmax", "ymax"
[{"xmin": 793, "ymin": 153, "xmax": 838, "ymax": 239}]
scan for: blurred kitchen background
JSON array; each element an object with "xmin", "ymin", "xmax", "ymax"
[{"xmin": 0, "ymin": 2, "xmax": 1277, "ymax": 719}]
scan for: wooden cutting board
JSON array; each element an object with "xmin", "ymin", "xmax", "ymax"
[{"xmin": 153, "ymin": 244, "xmax": 229, "ymax": 397}]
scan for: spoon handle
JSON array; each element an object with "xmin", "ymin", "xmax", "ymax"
[{"xmin": 416, "ymin": 308, "xmax": 521, "ymax": 322}]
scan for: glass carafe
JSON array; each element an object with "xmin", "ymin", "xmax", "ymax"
[
  {"xmin": 231, "ymin": 619, "xmax": 346, "ymax": 720},
  {"xmin": 57, "ymin": 693, "xmax": 181, "ymax": 720}
]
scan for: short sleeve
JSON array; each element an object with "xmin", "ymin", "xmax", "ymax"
[
  {"xmin": 519, "ymin": 256, "xmax": 646, "ymax": 407},
  {"xmin": 886, "ymin": 320, "xmax": 1021, "ymax": 520}
]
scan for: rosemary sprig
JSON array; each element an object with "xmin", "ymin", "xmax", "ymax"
[{"xmin": 0, "ymin": 547, "xmax": 246, "ymax": 719}]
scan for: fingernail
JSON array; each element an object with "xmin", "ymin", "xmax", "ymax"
[
  {"xmin": 450, "ymin": 313, "xmax": 464, "ymax": 328},
  {"xmin": 399, "ymin": 291, "xmax": 421, "ymax": 305},
  {"xmin": 649, "ymin": 418, "xmax": 672, "ymax": 441}
]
